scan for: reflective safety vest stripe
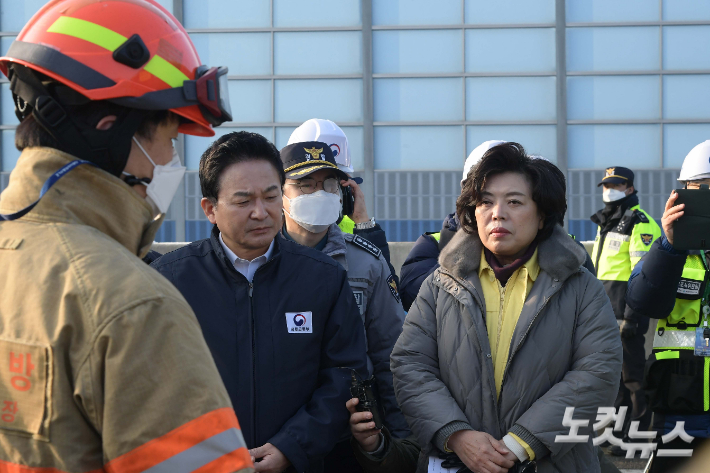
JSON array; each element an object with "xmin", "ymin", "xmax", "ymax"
[
  {"xmin": 47, "ymin": 16, "xmax": 189, "ymax": 87},
  {"xmin": 105, "ymin": 408, "xmax": 251, "ymax": 473},
  {"xmin": 654, "ymin": 255, "xmax": 706, "ymax": 340},
  {"xmin": 338, "ymin": 215, "xmax": 355, "ymax": 234},
  {"xmin": 429, "ymin": 232, "xmax": 440, "ymax": 242},
  {"xmin": 651, "ymin": 254, "xmax": 710, "ymax": 411}
]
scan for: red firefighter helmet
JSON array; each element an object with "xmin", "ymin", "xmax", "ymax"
[{"xmin": 0, "ymin": 0, "xmax": 232, "ymax": 137}]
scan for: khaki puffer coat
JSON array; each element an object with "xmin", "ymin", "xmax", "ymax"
[{"xmin": 391, "ymin": 225, "xmax": 622, "ymax": 473}]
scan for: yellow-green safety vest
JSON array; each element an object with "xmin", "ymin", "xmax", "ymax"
[
  {"xmin": 591, "ymin": 205, "xmax": 661, "ymax": 282},
  {"xmin": 339, "ymin": 215, "xmax": 355, "ymax": 234},
  {"xmin": 648, "ymin": 254, "xmax": 710, "ymax": 413}
]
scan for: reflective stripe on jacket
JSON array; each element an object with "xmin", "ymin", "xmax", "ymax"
[
  {"xmin": 0, "ymin": 148, "xmax": 252, "ymax": 473},
  {"xmin": 627, "ymin": 238, "xmax": 710, "ymax": 436},
  {"xmin": 646, "ymin": 254, "xmax": 710, "ymax": 415}
]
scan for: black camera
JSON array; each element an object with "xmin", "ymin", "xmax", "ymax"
[{"xmin": 349, "ymin": 370, "xmax": 384, "ymax": 430}]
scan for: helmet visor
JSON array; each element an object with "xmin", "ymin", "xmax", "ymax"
[{"xmin": 196, "ymin": 66, "xmax": 232, "ymax": 126}]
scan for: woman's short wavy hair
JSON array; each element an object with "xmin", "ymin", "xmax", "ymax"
[{"xmin": 456, "ymin": 142, "xmax": 566, "ymax": 241}]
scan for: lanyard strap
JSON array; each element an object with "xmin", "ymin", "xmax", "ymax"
[{"xmin": 0, "ymin": 160, "xmax": 98, "ymax": 221}]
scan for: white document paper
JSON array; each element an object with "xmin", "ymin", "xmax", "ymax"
[{"xmin": 427, "ymin": 456, "xmax": 460, "ymax": 473}]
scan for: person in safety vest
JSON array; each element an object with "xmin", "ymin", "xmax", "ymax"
[
  {"xmin": 590, "ymin": 166, "xmax": 661, "ymax": 454},
  {"xmin": 288, "ymin": 119, "xmax": 398, "ymax": 285},
  {"xmin": 626, "ymin": 141, "xmax": 710, "ymax": 472},
  {"xmin": 0, "ymin": 1, "xmax": 252, "ymax": 472}
]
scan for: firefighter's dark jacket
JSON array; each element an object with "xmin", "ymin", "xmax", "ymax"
[{"xmin": 151, "ymin": 227, "xmax": 369, "ymax": 472}]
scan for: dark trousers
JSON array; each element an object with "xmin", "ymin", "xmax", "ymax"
[
  {"xmin": 615, "ymin": 316, "xmax": 651, "ymax": 433},
  {"xmin": 323, "ymin": 439, "xmax": 364, "ymax": 473}
]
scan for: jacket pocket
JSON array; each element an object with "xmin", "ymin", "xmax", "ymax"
[{"xmin": 644, "ymin": 351, "xmax": 706, "ymax": 414}]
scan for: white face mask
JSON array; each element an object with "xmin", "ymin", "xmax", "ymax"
[
  {"xmin": 284, "ymin": 190, "xmax": 342, "ymax": 234},
  {"xmin": 602, "ymin": 187, "xmax": 627, "ymax": 203},
  {"xmin": 129, "ymin": 136, "xmax": 186, "ymax": 214}
]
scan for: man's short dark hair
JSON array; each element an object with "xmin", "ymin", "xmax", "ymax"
[
  {"xmin": 457, "ymin": 142, "xmax": 567, "ymax": 242},
  {"xmin": 199, "ymin": 131, "xmax": 285, "ymax": 202}
]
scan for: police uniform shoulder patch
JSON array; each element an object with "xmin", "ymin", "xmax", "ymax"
[
  {"xmin": 634, "ymin": 209, "xmax": 649, "ymax": 223},
  {"xmin": 352, "ymin": 235, "xmax": 381, "ymax": 258},
  {"xmin": 387, "ymin": 274, "xmax": 400, "ymax": 303},
  {"xmin": 640, "ymin": 234, "xmax": 653, "ymax": 246}
]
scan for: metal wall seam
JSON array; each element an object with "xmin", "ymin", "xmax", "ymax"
[{"xmin": 362, "ymin": 0, "xmax": 375, "ymax": 213}]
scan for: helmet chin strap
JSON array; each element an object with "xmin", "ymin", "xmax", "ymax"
[
  {"xmin": 9, "ymin": 64, "xmax": 147, "ymax": 177},
  {"xmin": 121, "ymin": 173, "xmax": 151, "ymax": 187}
]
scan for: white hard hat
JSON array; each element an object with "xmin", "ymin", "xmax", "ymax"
[
  {"xmin": 288, "ymin": 118, "xmax": 352, "ymax": 174},
  {"xmin": 678, "ymin": 140, "xmax": 710, "ymax": 182},
  {"xmin": 462, "ymin": 140, "xmax": 507, "ymax": 186}
]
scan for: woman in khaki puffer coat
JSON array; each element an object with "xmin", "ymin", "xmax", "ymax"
[{"xmin": 391, "ymin": 143, "xmax": 622, "ymax": 473}]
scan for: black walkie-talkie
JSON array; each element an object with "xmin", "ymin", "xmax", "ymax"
[{"xmin": 349, "ymin": 370, "xmax": 385, "ymax": 430}]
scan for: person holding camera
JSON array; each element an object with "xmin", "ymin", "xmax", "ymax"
[
  {"xmin": 590, "ymin": 166, "xmax": 661, "ymax": 454},
  {"xmin": 279, "ymin": 141, "xmax": 411, "ymax": 472},
  {"xmin": 626, "ymin": 141, "xmax": 710, "ymax": 473},
  {"xmin": 391, "ymin": 143, "xmax": 622, "ymax": 473}
]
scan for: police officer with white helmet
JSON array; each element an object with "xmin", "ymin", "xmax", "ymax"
[
  {"xmin": 289, "ymin": 119, "xmax": 399, "ymax": 283},
  {"xmin": 279, "ymin": 141, "xmax": 411, "ymax": 472}
]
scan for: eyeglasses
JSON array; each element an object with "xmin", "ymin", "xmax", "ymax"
[{"xmin": 288, "ymin": 177, "xmax": 340, "ymax": 195}]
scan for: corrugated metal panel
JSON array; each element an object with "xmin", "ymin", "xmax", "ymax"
[{"xmin": 374, "ymin": 171, "xmax": 460, "ymax": 221}]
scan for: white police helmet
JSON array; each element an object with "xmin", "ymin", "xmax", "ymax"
[
  {"xmin": 678, "ymin": 140, "xmax": 710, "ymax": 182},
  {"xmin": 288, "ymin": 119, "xmax": 352, "ymax": 174},
  {"xmin": 462, "ymin": 140, "xmax": 507, "ymax": 187}
]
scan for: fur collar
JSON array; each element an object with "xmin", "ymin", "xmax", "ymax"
[{"xmin": 439, "ymin": 224, "xmax": 587, "ymax": 282}]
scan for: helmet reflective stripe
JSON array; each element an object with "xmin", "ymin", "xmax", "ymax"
[
  {"xmin": 0, "ymin": 0, "xmax": 224, "ymax": 137},
  {"xmin": 47, "ymin": 16, "xmax": 189, "ymax": 88},
  {"xmin": 144, "ymin": 56, "xmax": 189, "ymax": 87},
  {"xmin": 48, "ymin": 16, "xmax": 126, "ymax": 51},
  {"xmin": 678, "ymin": 140, "xmax": 710, "ymax": 182}
]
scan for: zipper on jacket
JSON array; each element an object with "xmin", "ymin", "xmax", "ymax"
[
  {"xmin": 249, "ymin": 281, "xmax": 257, "ymax": 447},
  {"xmin": 437, "ymin": 267, "xmax": 504, "ymax": 437},
  {"xmin": 497, "ymin": 278, "xmax": 569, "ymax": 420},
  {"xmin": 244, "ymin": 258, "xmax": 274, "ymax": 448},
  {"xmin": 594, "ymin": 231, "xmax": 606, "ymax": 271},
  {"xmin": 496, "ymin": 281, "xmax": 508, "ymax": 353}
]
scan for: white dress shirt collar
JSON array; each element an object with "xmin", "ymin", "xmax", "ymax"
[{"xmin": 219, "ymin": 233, "xmax": 275, "ymax": 283}]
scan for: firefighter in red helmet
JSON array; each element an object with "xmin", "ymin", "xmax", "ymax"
[{"xmin": 0, "ymin": 1, "xmax": 252, "ymax": 472}]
